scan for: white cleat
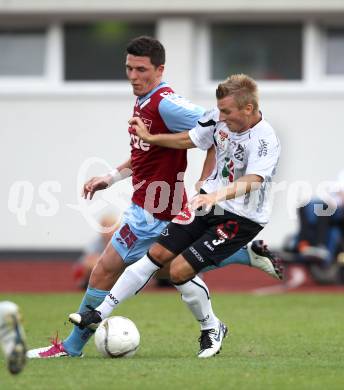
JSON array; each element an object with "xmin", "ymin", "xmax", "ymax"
[
  {"xmin": 248, "ymin": 240, "xmax": 284, "ymax": 280},
  {"xmin": 0, "ymin": 301, "xmax": 27, "ymax": 374},
  {"xmin": 198, "ymin": 321, "xmax": 228, "ymax": 358}
]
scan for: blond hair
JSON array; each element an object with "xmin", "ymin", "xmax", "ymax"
[{"xmin": 216, "ymin": 74, "xmax": 259, "ymax": 112}]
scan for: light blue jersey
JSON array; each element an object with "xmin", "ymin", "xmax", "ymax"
[{"xmin": 138, "ymin": 82, "xmax": 205, "ymax": 133}]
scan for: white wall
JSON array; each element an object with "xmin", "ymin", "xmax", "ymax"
[{"xmin": 2, "ymin": 13, "xmax": 344, "ymax": 250}]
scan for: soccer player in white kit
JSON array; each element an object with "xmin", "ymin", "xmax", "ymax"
[{"xmin": 70, "ymin": 74, "xmax": 282, "ymax": 358}]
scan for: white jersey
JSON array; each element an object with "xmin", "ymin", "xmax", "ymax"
[{"xmin": 189, "ymin": 108, "xmax": 280, "ymax": 225}]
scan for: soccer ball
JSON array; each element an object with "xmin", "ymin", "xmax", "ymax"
[{"xmin": 94, "ymin": 316, "xmax": 140, "ymax": 358}]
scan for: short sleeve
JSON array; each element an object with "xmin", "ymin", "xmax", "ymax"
[
  {"xmin": 158, "ymin": 93, "xmax": 205, "ymax": 132},
  {"xmin": 188, "ymin": 109, "xmax": 219, "ymax": 150},
  {"xmin": 246, "ymin": 132, "xmax": 281, "ymax": 180}
]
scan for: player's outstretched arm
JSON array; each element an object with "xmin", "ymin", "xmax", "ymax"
[
  {"xmin": 83, "ymin": 159, "xmax": 132, "ymax": 200},
  {"xmin": 129, "ymin": 117, "xmax": 196, "ymax": 149}
]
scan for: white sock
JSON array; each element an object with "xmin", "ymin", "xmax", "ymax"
[
  {"xmin": 174, "ymin": 276, "xmax": 219, "ymax": 330},
  {"xmin": 96, "ymin": 255, "xmax": 160, "ymax": 319}
]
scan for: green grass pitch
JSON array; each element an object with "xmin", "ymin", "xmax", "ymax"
[{"xmin": 1, "ymin": 292, "xmax": 344, "ymax": 390}]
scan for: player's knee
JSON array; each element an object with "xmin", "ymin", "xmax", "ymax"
[
  {"xmin": 170, "ymin": 257, "xmax": 197, "ymax": 285},
  {"xmin": 148, "ymin": 244, "xmax": 173, "ymax": 265},
  {"xmin": 169, "ymin": 264, "xmax": 187, "ymax": 285}
]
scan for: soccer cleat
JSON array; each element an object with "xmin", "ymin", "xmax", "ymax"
[
  {"xmin": 198, "ymin": 321, "xmax": 228, "ymax": 358},
  {"xmin": 26, "ymin": 335, "xmax": 83, "ymax": 358},
  {"xmin": 0, "ymin": 301, "xmax": 27, "ymax": 374},
  {"xmin": 68, "ymin": 305, "xmax": 102, "ymax": 330},
  {"xmin": 248, "ymin": 240, "xmax": 284, "ymax": 280}
]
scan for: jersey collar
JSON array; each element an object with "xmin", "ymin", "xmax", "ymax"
[{"xmin": 137, "ymin": 82, "xmax": 169, "ymax": 105}]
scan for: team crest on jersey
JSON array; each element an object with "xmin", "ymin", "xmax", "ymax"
[
  {"xmin": 219, "ymin": 130, "xmax": 228, "ymax": 141},
  {"xmin": 217, "ymin": 129, "xmax": 229, "ymax": 150},
  {"xmin": 142, "ymin": 117, "xmax": 152, "ymax": 131}
]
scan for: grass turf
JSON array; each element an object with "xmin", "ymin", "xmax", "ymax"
[{"xmin": 0, "ymin": 292, "xmax": 344, "ymax": 390}]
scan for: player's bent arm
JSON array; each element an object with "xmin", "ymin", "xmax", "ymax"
[
  {"xmin": 83, "ymin": 158, "xmax": 132, "ymax": 199},
  {"xmin": 190, "ymin": 174, "xmax": 263, "ymax": 210},
  {"xmin": 130, "ymin": 116, "xmax": 196, "ymax": 149},
  {"xmin": 195, "ymin": 146, "xmax": 216, "ymax": 192},
  {"xmin": 222, "ymin": 174, "xmax": 263, "ymax": 200},
  {"xmin": 199, "ymin": 146, "xmax": 216, "ymax": 181}
]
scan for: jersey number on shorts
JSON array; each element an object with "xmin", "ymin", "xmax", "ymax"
[{"xmin": 118, "ymin": 224, "xmax": 138, "ymax": 249}]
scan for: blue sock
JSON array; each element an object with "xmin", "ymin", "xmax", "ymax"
[
  {"xmin": 203, "ymin": 247, "xmax": 251, "ymax": 272},
  {"xmin": 63, "ymin": 286, "xmax": 108, "ymax": 356}
]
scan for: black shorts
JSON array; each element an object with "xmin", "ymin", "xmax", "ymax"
[{"xmin": 157, "ymin": 205, "xmax": 263, "ymax": 273}]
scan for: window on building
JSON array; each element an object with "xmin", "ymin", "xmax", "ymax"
[
  {"xmin": 64, "ymin": 22, "xmax": 155, "ymax": 81},
  {"xmin": 0, "ymin": 28, "xmax": 46, "ymax": 76},
  {"xmin": 210, "ymin": 23, "xmax": 302, "ymax": 81},
  {"xmin": 326, "ymin": 27, "xmax": 344, "ymax": 75}
]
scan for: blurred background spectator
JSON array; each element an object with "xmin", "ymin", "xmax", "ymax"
[{"xmin": 282, "ymin": 170, "xmax": 344, "ymax": 284}]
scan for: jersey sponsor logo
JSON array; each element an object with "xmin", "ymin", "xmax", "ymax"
[
  {"xmin": 234, "ymin": 144, "xmax": 244, "ymax": 161},
  {"xmin": 172, "ymin": 205, "xmax": 195, "ymax": 225},
  {"xmin": 116, "ymin": 223, "xmax": 138, "ymax": 249},
  {"xmin": 189, "ymin": 246, "xmax": 204, "ymax": 263},
  {"xmin": 216, "ymin": 228, "xmax": 229, "ymax": 240},
  {"xmin": 258, "ymin": 139, "xmax": 268, "ymax": 157},
  {"xmin": 130, "ymin": 116, "xmax": 152, "ymax": 151},
  {"xmin": 160, "ymin": 92, "xmax": 197, "ymax": 110},
  {"xmin": 216, "ymin": 220, "xmax": 239, "ymax": 240},
  {"xmin": 130, "ymin": 133, "xmax": 150, "ymax": 152},
  {"xmin": 203, "ymin": 240, "xmax": 215, "ymax": 252}
]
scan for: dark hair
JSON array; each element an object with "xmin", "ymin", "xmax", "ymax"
[{"xmin": 126, "ymin": 36, "xmax": 165, "ymax": 67}]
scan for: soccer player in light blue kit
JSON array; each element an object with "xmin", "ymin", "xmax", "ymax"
[{"xmin": 28, "ymin": 37, "xmax": 281, "ymax": 359}]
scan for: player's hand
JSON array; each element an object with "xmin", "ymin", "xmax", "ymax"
[
  {"xmin": 129, "ymin": 117, "xmax": 151, "ymax": 142},
  {"xmin": 82, "ymin": 175, "xmax": 112, "ymax": 200},
  {"xmin": 190, "ymin": 192, "xmax": 217, "ymax": 212}
]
